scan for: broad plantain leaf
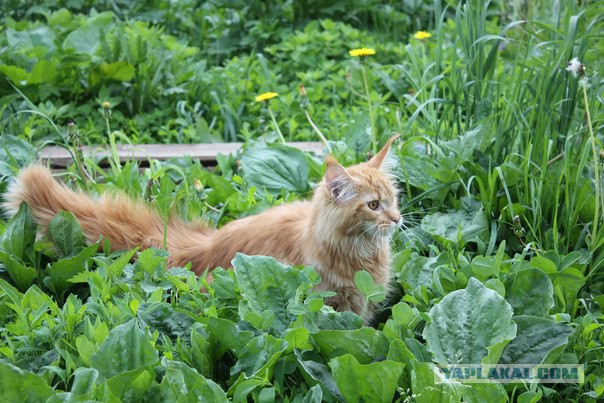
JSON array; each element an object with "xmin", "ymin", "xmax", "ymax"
[
  {"xmin": 207, "ymin": 317, "xmax": 255, "ymax": 357},
  {"xmin": 48, "ymin": 210, "xmax": 87, "ymax": 257},
  {"xmin": 500, "ymin": 315, "xmax": 574, "ymax": 364},
  {"xmin": 138, "ymin": 302, "xmax": 197, "ymax": 341},
  {"xmin": 233, "ymin": 253, "xmax": 311, "ymax": 335},
  {"xmin": 157, "ymin": 359, "xmax": 227, "ymax": 402},
  {"xmin": 240, "ymin": 144, "xmax": 311, "ymax": 194},
  {"xmin": 329, "ymin": 354, "xmax": 404, "ymax": 403},
  {"xmin": 44, "ymin": 243, "xmax": 98, "ymax": 296},
  {"xmin": 230, "ymin": 334, "xmax": 288, "ymax": 378},
  {"xmin": 312, "ymin": 328, "xmax": 390, "ymax": 364},
  {"xmin": 0, "ymin": 135, "xmax": 37, "ymax": 178},
  {"xmin": 91, "ymin": 319, "xmax": 159, "ymax": 379},
  {"xmin": 0, "ymin": 202, "xmax": 36, "ymax": 262},
  {"xmin": 504, "ymin": 268, "xmax": 554, "ymax": 316},
  {"xmin": 423, "ymin": 278, "xmax": 516, "ymax": 364},
  {"xmin": 0, "ymin": 203, "xmax": 37, "ymax": 290},
  {"xmin": 105, "ymin": 366, "xmax": 156, "ymax": 402},
  {"xmin": 421, "ymin": 196, "xmax": 488, "ymax": 245},
  {"xmin": 69, "ymin": 367, "xmax": 98, "ymax": 398},
  {"xmin": 62, "ymin": 12, "xmax": 113, "ymax": 55},
  {"xmin": 0, "ymin": 361, "xmax": 54, "ymax": 402}
]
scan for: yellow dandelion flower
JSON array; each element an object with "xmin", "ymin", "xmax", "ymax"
[
  {"xmin": 414, "ymin": 31, "xmax": 432, "ymax": 40},
  {"xmin": 255, "ymin": 92, "xmax": 279, "ymax": 102},
  {"xmin": 349, "ymin": 48, "xmax": 376, "ymax": 57}
]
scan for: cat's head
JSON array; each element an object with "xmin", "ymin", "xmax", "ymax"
[{"xmin": 318, "ymin": 135, "xmax": 401, "ymax": 239}]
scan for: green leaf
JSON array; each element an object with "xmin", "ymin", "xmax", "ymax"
[
  {"xmin": 91, "ymin": 319, "xmax": 159, "ymax": 379},
  {"xmin": 207, "ymin": 317, "xmax": 255, "ymax": 356},
  {"xmin": 462, "ymin": 383, "xmax": 508, "ymax": 403},
  {"xmin": 551, "ymin": 267, "xmax": 585, "ymax": 310},
  {"xmin": 0, "ymin": 65, "xmax": 28, "ymax": 84},
  {"xmin": 231, "ymin": 377, "xmax": 270, "ymax": 403},
  {"xmin": 517, "ymin": 389, "xmax": 543, "ymax": 403},
  {"xmin": 313, "ymin": 328, "xmax": 390, "ymax": 364},
  {"xmin": 28, "ymin": 59, "xmax": 60, "ymax": 84},
  {"xmin": 105, "ymin": 366, "xmax": 156, "ymax": 402},
  {"xmin": 421, "ymin": 196, "xmax": 488, "ymax": 246},
  {"xmin": 0, "ymin": 203, "xmax": 38, "ymax": 290},
  {"xmin": 0, "ymin": 135, "xmax": 37, "ymax": 178},
  {"xmin": 233, "ymin": 253, "xmax": 311, "ymax": 334},
  {"xmin": 0, "ymin": 251, "xmax": 36, "ymax": 292},
  {"xmin": 329, "ymin": 354, "xmax": 404, "ymax": 402},
  {"xmin": 240, "ymin": 144, "xmax": 310, "ymax": 194},
  {"xmin": 0, "ymin": 361, "xmax": 54, "ymax": 402},
  {"xmin": 92, "ymin": 61, "xmax": 136, "ymax": 84},
  {"xmin": 407, "ymin": 360, "xmax": 464, "ymax": 402},
  {"xmin": 295, "ymin": 351, "xmax": 342, "ymax": 401},
  {"xmin": 70, "ymin": 367, "xmax": 99, "ymax": 398},
  {"xmin": 423, "ymin": 278, "xmax": 516, "ymax": 364},
  {"xmin": 230, "ymin": 334, "xmax": 288, "ymax": 378},
  {"xmin": 504, "ymin": 268, "xmax": 554, "ymax": 316},
  {"xmin": 7, "ymin": 26, "xmax": 55, "ymax": 51},
  {"xmin": 48, "ymin": 210, "xmax": 87, "ymax": 257},
  {"xmin": 283, "ymin": 327, "xmax": 311, "ymax": 351},
  {"xmin": 354, "ymin": 270, "xmax": 385, "ymax": 303},
  {"xmin": 500, "ymin": 315, "xmax": 573, "ymax": 364},
  {"xmin": 44, "ymin": 243, "xmax": 98, "ymax": 296},
  {"xmin": 471, "ymin": 255, "xmax": 500, "ymax": 279},
  {"xmin": 138, "ymin": 302, "xmax": 197, "ymax": 341},
  {"xmin": 62, "ymin": 12, "xmax": 113, "ymax": 54},
  {"xmin": 397, "ymin": 255, "xmax": 438, "ymax": 294},
  {"xmin": 190, "ymin": 329, "xmax": 213, "ymax": 377},
  {"xmin": 158, "ymin": 359, "xmax": 227, "ymax": 402},
  {"xmin": 0, "ymin": 202, "xmax": 36, "ymax": 261}
]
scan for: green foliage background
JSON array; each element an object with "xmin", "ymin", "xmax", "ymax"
[{"xmin": 1, "ymin": 0, "xmax": 603, "ymax": 401}]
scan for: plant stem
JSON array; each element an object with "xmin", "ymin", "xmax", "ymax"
[
  {"xmin": 361, "ymin": 62, "xmax": 377, "ymax": 154},
  {"xmin": 582, "ymin": 81, "xmax": 600, "ymax": 240},
  {"xmin": 267, "ymin": 105, "xmax": 286, "ymax": 144},
  {"xmin": 105, "ymin": 116, "xmax": 121, "ymax": 174},
  {"xmin": 304, "ymin": 110, "xmax": 332, "ymax": 153}
]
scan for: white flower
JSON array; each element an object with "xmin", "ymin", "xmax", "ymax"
[{"xmin": 566, "ymin": 57, "xmax": 583, "ymax": 78}]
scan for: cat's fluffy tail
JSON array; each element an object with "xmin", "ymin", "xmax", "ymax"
[{"xmin": 3, "ymin": 165, "xmax": 213, "ymax": 273}]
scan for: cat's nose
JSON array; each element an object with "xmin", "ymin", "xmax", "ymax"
[{"xmin": 390, "ymin": 213, "xmax": 402, "ymax": 225}]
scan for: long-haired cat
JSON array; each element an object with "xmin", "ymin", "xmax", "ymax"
[{"xmin": 3, "ymin": 136, "xmax": 401, "ymax": 321}]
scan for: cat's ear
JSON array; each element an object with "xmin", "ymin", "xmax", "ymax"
[
  {"xmin": 324, "ymin": 156, "xmax": 356, "ymax": 202},
  {"xmin": 367, "ymin": 134, "xmax": 400, "ymax": 169}
]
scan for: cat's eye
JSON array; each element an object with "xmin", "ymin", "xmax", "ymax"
[{"xmin": 367, "ymin": 200, "xmax": 380, "ymax": 210}]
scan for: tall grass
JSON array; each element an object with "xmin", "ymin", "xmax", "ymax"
[{"xmin": 396, "ymin": 0, "xmax": 602, "ymax": 266}]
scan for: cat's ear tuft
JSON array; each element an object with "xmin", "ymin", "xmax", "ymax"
[
  {"xmin": 367, "ymin": 134, "xmax": 400, "ymax": 169},
  {"xmin": 324, "ymin": 157, "xmax": 356, "ymax": 202}
]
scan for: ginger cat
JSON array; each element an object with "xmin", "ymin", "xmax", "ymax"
[{"xmin": 3, "ymin": 136, "xmax": 401, "ymax": 321}]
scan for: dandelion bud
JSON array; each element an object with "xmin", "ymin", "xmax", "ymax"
[
  {"xmin": 102, "ymin": 101, "xmax": 111, "ymax": 110},
  {"xmin": 194, "ymin": 178, "xmax": 203, "ymax": 192},
  {"xmin": 299, "ymin": 83, "xmax": 310, "ymax": 110},
  {"xmin": 67, "ymin": 121, "xmax": 80, "ymax": 145},
  {"xmin": 299, "ymin": 83, "xmax": 307, "ymax": 97}
]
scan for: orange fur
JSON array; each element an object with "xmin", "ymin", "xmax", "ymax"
[{"xmin": 3, "ymin": 136, "xmax": 401, "ymax": 321}]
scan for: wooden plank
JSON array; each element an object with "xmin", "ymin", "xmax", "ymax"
[{"xmin": 38, "ymin": 142, "xmax": 325, "ymax": 167}]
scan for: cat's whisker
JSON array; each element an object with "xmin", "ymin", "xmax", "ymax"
[{"xmin": 352, "ymin": 224, "xmax": 379, "ymax": 253}]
